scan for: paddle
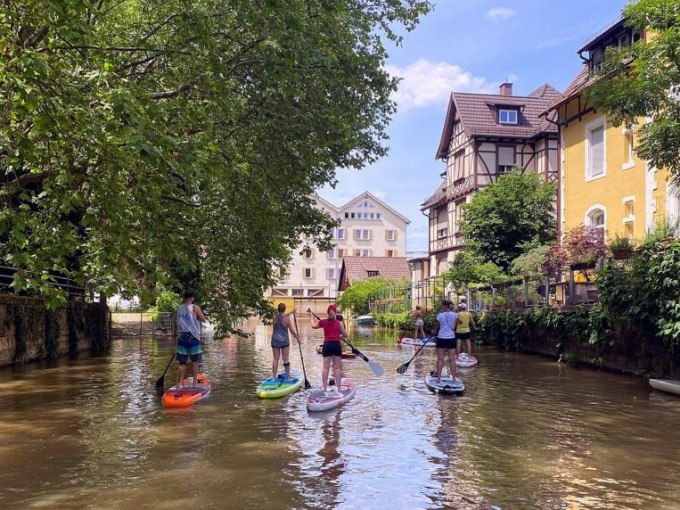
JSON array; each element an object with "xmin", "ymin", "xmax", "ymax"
[
  {"xmin": 396, "ymin": 335, "xmax": 434, "ymax": 374},
  {"xmin": 155, "ymin": 352, "xmax": 176, "ymax": 389},
  {"xmin": 292, "ymin": 313, "xmax": 312, "ymax": 389},
  {"xmin": 307, "ymin": 309, "xmax": 384, "ymax": 377}
]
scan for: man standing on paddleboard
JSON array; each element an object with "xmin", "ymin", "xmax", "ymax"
[
  {"xmin": 271, "ymin": 303, "xmax": 300, "ymax": 380},
  {"xmin": 176, "ymin": 292, "xmax": 207, "ymax": 388},
  {"xmin": 310, "ymin": 304, "xmax": 349, "ymax": 394},
  {"xmin": 432, "ymin": 300, "xmax": 461, "ymax": 384}
]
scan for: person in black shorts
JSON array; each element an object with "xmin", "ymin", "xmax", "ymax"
[{"xmin": 432, "ymin": 300, "xmax": 461, "ymax": 383}]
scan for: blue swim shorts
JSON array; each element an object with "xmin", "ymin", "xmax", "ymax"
[{"xmin": 177, "ymin": 332, "xmax": 202, "ymax": 363}]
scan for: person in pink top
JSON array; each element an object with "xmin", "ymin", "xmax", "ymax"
[{"xmin": 310, "ymin": 304, "xmax": 349, "ymax": 394}]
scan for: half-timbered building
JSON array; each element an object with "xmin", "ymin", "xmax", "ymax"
[{"xmin": 420, "ymin": 82, "xmax": 561, "ymax": 276}]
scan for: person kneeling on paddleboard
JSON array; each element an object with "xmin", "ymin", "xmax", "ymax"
[
  {"xmin": 310, "ymin": 305, "xmax": 348, "ymax": 394},
  {"xmin": 432, "ymin": 300, "xmax": 461, "ymax": 384},
  {"xmin": 270, "ymin": 303, "xmax": 300, "ymax": 380},
  {"xmin": 176, "ymin": 292, "xmax": 207, "ymax": 388}
]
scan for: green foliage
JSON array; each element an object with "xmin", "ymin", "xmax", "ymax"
[
  {"xmin": 461, "ymin": 170, "xmax": 557, "ymax": 270},
  {"xmin": 447, "ymin": 248, "xmax": 506, "ymax": 286},
  {"xmin": 150, "ymin": 289, "xmax": 181, "ymax": 322},
  {"xmin": 587, "ymin": 0, "xmax": 680, "ymax": 182},
  {"xmin": 337, "ymin": 277, "xmax": 395, "ymax": 316},
  {"xmin": 86, "ymin": 302, "xmax": 110, "ymax": 355},
  {"xmin": 608, "ymin": 234, "xmax": 635, "ymax": 259},
  {"xmin": 559, "ymin": 351, "xmax": 579, "ymax": 367},
  {"xmin": 476, "ymin": 310, "xmax": 525, "ymax": 350},
  {"xmin": 0, "ymin": 0, "xmax": 432, "ymax": 329},
  {"xmin": 373, "ymin": 311, "xmax": 412, "ymax": 330},
  {"xmin": 510, "ymin": 244, "xmax": 550, "ymax": 277}
]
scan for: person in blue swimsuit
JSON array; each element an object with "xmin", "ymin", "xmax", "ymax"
[{"xmin": 176, "ymin": 292, "xmax": 207, "ymax": 388}]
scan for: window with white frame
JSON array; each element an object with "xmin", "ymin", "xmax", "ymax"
[
  {"xmin": 327, "ymin": 268, "xmax": 337, "ymax": 279},
  {"xmin": 303, "ymin": 268, "xmax": 314, "ymax": 279},
  {"xmin": 498, "ymin": 145, "xmax": 515, "ymax": 174},
  {"xmin": 385, "ymin": 229, "xmax": 397, "ymax": 241},
  {"xmin": 353, "ymin": 249, "xmax": 370, "ymax": 257},
  {"xmin": 385, "ymin": 249, "xmax": 396, "ymax": 257},
  {"xmin": 327, "ymin": 248, "xmax": 335, "ymax": 260},
  {"xmin": 623, "ymin": 125, "xmax": 634, "ymax": 169},
  {"xmin": 271, "ymin": 288, "xmax": 288, "ymax": 297},
  {"xmin": 667, "ymin": 183, "xmax": 680, "ymax": 225},
  {"xmin": 337, "ymin": 248, "xmax": 345, "ymax": 258},
  {"xmin": 367, "ymin": 270, "xmax": 379, "ymax": 277},
  {"xmin": 498, "ymin": 109, "xmax": 518, "ymax": 125},
  {"xmin": 376, "ymin": 213, "xmax": 381, "ymax": 219},
  {"xmin": 307, "ymin": 288, "xmax": 323, "ymax": 297},
  {"xmin": 354, "ymin": 228, "xmax": 371, "ymax": 240},
  {"xmin": 337, "ymin": 228, "xmax": 345, "ymax": 240},
  {"xmin": 437, "ymin": 227, "xmax": 448, "ymax": 239},
  {"xmin": 586, "ymin": 118, "xmax": 606, "ymax": 180},
  {"xmin": 291, "ymin": 289, "xmax": 304, "ymax": 297},
  {"xmin": 304, "ymin": 248, "xmax": 314, "ymax": 260},
  {"xmin": 586, "ymin": 208, "xmax": 606, "ymax": 230}
]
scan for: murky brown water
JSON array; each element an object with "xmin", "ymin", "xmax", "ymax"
[{"xmin": 1, "ymin": 320, "xmax": 679, "ymax": 509}]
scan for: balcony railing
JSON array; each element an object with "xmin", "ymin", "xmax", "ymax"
[
  {"xmin": 446, "ymin": 175, "xmax": 475, "ymax": 201},
  {"xmin": 429, "ymin": 233, "xmax": 464, "ymax": 253}
]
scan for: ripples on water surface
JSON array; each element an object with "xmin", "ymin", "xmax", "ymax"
[{"xmin": 1, "ymin": 321, "xmax": 679, "ymax": 509}]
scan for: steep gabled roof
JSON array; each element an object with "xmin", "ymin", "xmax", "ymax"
[
  {"xmin": 312, "ymin": 194, "xmax": 340, "ymax": 213},
  {"xmin": 340, "ymin": 191, "xmax": 410, "ymax": 224},
  {"xmin": 339, "ymin": 256, "xmax": 410, "ymax": 288},
  {"xmin": 435, "ymin": 84, "xmax": 561, "ymax": 159},
  {"xmin": 420, "ymin": 178, "xmax": 447, "ymax": 210},
  {"xmin": 542, "ymin": 67, "xmax": 592, "ymax": 116}
]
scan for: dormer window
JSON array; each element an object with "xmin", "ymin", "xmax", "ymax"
[{"xmin": 499, "ymin": 109, "xmax": 518, "ymax": 125}]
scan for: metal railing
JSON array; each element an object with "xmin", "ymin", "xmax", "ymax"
[{"xmin": 0, "ymin": 265, "xmax": 85, "ymax": 296}]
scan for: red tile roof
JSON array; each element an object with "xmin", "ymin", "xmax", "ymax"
[
  {"xmin": 543, "ymin": 67, "xmax": 591, "ymax": 114},
  {"xmin": 339, "ymin": 256, "xmax": 410, "ymax": 287},
  {"xmin": 436, "ymin": 84, "xmax": 561, "ymax": 159}
]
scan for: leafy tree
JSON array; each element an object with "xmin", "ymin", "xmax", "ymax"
[
  {"xmin": 460, "ymin": 170, "xmax": 557, "ymax": 270},
  {"xmin": 336, "ymin": 276, "xmax": 396, "ymax": 316},
  {"xmin": 510, "ymin": 244, "xmax": 551, "ymax": 277},
  {"xmin": 587, "ymin": 0, "xmax": 680, "ymax": 182},
  {"xmin": 0, "ymin": 1, "xmax": 431, "ymax": 323},
  {"xmin": 447, "ymin": 248, "xmax": 505, "ymax": 286}
]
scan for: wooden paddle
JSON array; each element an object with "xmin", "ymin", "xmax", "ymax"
[
  {"xmin": 396, "ymin": 336, "xmax": 434, "ymax": 374},
  {"xmin": 155, "ymin": 352, "xmax": 175, "ymax": 389},
  {"xmin": 308, "ymin": 309, "xmax": 384, "ymax": 377},
  {"xmin": 292, "ymin": 313, "xmax": 312, "ymax": 389}
]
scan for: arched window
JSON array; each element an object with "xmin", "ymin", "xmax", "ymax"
[{"xmin": 587, "ymin": 209, "xmax": 605, "ymax": 228}]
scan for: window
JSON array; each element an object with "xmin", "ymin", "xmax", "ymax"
[
  {"xmin": 623, "ymin": 197, "xmax": 635, "ymax": 222},
  {"xmin": 304, "ymin": 249, "xmax": 314, "ymax": 260},
  {"xmin": 376, "ymin": 213, "xmax": 381, "ymax": 219},
  {"xmin": 453, "ymin": 150, "xmax": 465, "ymax": 180},
  {"xmin": 623, "ymin": 126, "xmax": 634, "ymax": 169},
  {"xmin": 586, "ymin": 117, "xmax": 606, "ymax": 180},
  {"xmin": 437, "ymin": 227, "xmax": 448, "ymax": 239},
  {"xmin": 586, "ymin": 207, "xmax": 606, "ymax": 233},
  {"xmin": 327, "ymin": 248, "xmax": 335, "ymax": 260},
  {"xmin": 307, "ymin": 288, "xmax": 323, "ymax": 297},
  {"xmin": 353, "ymin": 249, "xmax": 370, "ymax": 257},
  {"xmin": 350, "ymin": 212, "xmax": 355, "ymax": 219},
  {"xmin": 498, "ymin": 109, "xmax": 518, "ymax": 124},
  {"xmin": 354, "ymin": 229, "xmax": 370, "ymax": 240},
  {"xmin": 303, "ymin": 268, "xmax": 314, "ymax": 279},
  {"xmin": 385, "ymin": 249, "xmax": 396, "ymax": 257},
  {"xmin": 667, "ymin": 183, "xmax": 680, "ymax": 225},
  {"xmin": 291, "ymin": 289, "xmax": 304, "ymax": 297},
  {"xmin": 498, "ymin": 146, "xmax": 515, "ymax": 174},
  {"xmin": 344, "ymin": 212, "xmax": 349, "ymax": 219},
  {"xmin": 337, "ymin": 248, "xmax": 345, "ymax": 258},
  {"xmin": 327, "ymin": 268, "xmax": 337, "ymax": 279},
  {"xmin": 370, "ymin": 213, "xmax": 375, "ymax": 219},
  {"xmin": 454, "ymin": 199, "xmax": 465, "ymax": 233},
  {"xmin": 336, "ymin": 228, "xmax": 345, "ymax": 240},
  {"xmin": 367, "ymin": 270, "xmax": 379, "ymax": 277},
  {"xmin": 385, "ymin": 230, "xmax": 397, "ymax": 241},
  {"xmin": 271, "ymin": 288, "xmax": 288, "ymax": 297}
]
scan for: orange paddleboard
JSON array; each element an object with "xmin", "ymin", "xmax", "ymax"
[{"xmin": 162, "ymin": 374, "xmax": 211, "ymax": 408}]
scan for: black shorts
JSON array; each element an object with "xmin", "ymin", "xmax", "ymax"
[
  {"xmin": 456, "ymin": 332, "xmax": 471, "ymax": 341},
  {"xmin": 322, "ymin": 341, "xmax": 342, "ymax": 357},
  {"xmin": 436, "ymin": 337, "xmax": 456, "ymax": 350}
]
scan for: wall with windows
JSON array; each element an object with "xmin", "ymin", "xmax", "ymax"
[
  {"xmin": 270, "ymin": 193, "xmax": 408, "ymax": 299},
  {"xmin": 561, "ymin": 109, "xmax": 672, "ymax": 241}
]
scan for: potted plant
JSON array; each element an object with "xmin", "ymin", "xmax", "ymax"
[{"xmin": 609, "ymin": 235, "xmax": 634, "ymax": 260}]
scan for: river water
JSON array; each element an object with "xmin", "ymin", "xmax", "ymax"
[{"xmin": 1, "ymin": 320, "xmax": 679, "ymax": 509}]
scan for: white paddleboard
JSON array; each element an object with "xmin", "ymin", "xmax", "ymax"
[
  {"xmin": 307, "ymin": 378, "xmax": 356, "ymax": 412},
  {"xmin": 425, "ymin": 372, "xmax": 465, "ymax": 395},
  {"xmin": 399, "ymin": 337, "xmax": 435, "ymax": 347},
  {"xmin": 456, "ymin": 353, "xmax": 478, "ymax": 368}
]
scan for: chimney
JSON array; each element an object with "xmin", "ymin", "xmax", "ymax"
[{"xmin": 500, "ymin": 82, "xmax": 513, "ymax": 96}]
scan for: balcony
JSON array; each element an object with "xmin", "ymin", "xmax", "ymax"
[
  {"xmin": 429, "ymin": 232, "xmax": 464, "ymax": 254},
  {"xmin": 446, "ymin": 176, "xmax": 475, "ymax": 201}
]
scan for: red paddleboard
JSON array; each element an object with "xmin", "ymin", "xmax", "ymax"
[{"xmin": 162, "ymin": 374, "xmax": 211, "ymax": 408}]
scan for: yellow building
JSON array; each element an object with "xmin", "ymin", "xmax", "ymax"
[{"xmin": 547, "ymin": 19, "xmax": 680, "ymax": 242}]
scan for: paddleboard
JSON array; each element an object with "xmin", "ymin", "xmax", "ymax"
[
  {"xmin": 456, "ymin": 352, "xmax": 478, "ymax": 368},
  {"xmin": 307, "ymin": 378, "xmax": 356, "ymax": 412},
  {"xmin": 316, "ymin": 344, "xmax": 357, "ymax": 359},
  {"xmin": 649, "ymin": 378, "xmax": 680, "ymax": 397},
  {"xmin": 425, "ymin": 372, "xmax": 465, "ymax": 395},
  {"xmin": 256, "ymin": 370, "xmax": 304, "ymax": 399},
  {"xmin": 162, "ymin": 373, "xmax": 211, "ymax": 408},
  {"xmin": 399, "ymin": 337, "xmax": 435, "ymax": 347}
]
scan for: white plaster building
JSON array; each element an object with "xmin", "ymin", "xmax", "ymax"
[{"xmin": 270, "ymin": 191, "xmax": 410, "ymax": 300}]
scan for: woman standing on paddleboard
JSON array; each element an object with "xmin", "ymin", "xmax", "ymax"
[
  {"xmin": 310, "ymin": 304, "xmax": 349, "ymax": 394},
  {"xmin": 456, "ymin": 302, "xmax": 476, "ymax": 356},
  {"xmin": 412, "ymin": 305, "xmax": 425, "ymax": 340},
  {"xmin": 176, "ymin": 292, "xmax": 207, "ymax": 388},
  {"xmin": 432, "ymin": 300, "xmax": 461, "ymax": 383},
  {"xmin": 271, "ymin": 303, "xmax": 299, "ymax": 380}
]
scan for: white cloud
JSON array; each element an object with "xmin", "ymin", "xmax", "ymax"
[
  {"xmin": 487, "ymin": 7, "xmax": 516, "ymax": 21},
  {"xmin": 386, "ymin": 59, "xmax": 492, "ymax": 111}
]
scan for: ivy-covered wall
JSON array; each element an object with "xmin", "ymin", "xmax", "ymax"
[
  {"xmin": 477, "ymin": 307, "xmax": 680, "ymax": 378},
  {"xmin": 0, "ymin": 295, "xmax": 110, "ymax": 367}
]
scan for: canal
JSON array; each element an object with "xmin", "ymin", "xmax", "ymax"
[{"xmin": 1, "ymin": 320, "xmax": 679, "ymax": 509}]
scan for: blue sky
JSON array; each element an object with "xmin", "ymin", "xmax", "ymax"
[{"xmin": 319, "ymin": 0, "xmax": 628, "ymax": 254}]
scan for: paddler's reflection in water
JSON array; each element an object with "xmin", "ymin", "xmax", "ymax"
[{"xmin": 317, "ymin": 412, "xmax": 345, "ymax": 497}]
